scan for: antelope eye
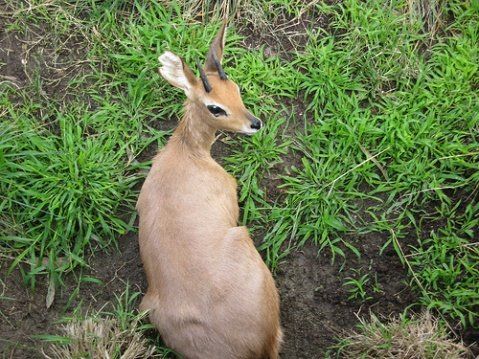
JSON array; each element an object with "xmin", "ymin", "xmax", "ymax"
[{"xmin": 207, "ymin": 105, "xmax": 227, "ymax": 117}]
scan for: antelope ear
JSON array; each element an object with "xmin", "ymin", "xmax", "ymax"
[
  {"xmin": 159, "ymin": 51, "xmax": 197, "ymax": 97},
  {"xmin": 205, "ymin": 20, "xmax": 227, "ymax": 72}
]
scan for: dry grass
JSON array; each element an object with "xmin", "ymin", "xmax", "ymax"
[
  {"xmin": 335, "ymin": 312, "xmax": 472, "ymax": 359},
  {"xmin": 43, "ymin": 317, "xmax": 156, "ymax": 359},
  {"xmin": 407, "ymin": 0, "xmax": 445, "ymax": 41},
  {"xmin": 169, "ymin": 0, "xmax": 239, "ymax": 20}
]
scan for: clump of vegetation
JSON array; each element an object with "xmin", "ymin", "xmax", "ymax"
[
  {"xmin": 333, "ymin": 313, "xmax": 472, "ymax": 359},
  {"xmin": 257, "ymin": 0, "xmax": 479, "ymax": 328},
  {"xmin": 43, "ymin": 317, "xmax": 155, "ymax": 359},
  {"xmin": 0, "ymin": 103, "xmax": 138, "ymax": 290},
  {"xmin": 42, "ymin": 286, "xmax": 171, "ymax": 358}
]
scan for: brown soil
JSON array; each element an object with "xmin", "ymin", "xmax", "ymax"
[
  {"xmin": 238, "ymin": 1, "xmax": 332, "ymax": 58},
  {"xmin": 0, "ymin": 215, "xmax": 416, "ymax": 358},
  {"xmin": 0, "ymin": 11, "xmax": 90, "ymax": 107},
  {"xmin": 278, "ymin": 232, "xmax": 417, "ymax": 358}
]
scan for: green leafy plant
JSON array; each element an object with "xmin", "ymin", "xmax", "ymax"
[
  {"xmin": 1, "ymin": 105, "xmax": 138, "ymax": 288},
  {"xmin": 343, "ymin": 270, "xmax": 372, "ymax": 301}
]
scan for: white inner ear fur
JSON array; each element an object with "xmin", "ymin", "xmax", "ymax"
[{"xmin": 158, "ymin": 51, "xmax": 192, "ymax": 94}]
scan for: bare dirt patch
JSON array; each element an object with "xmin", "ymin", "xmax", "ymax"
[
  {"xmin": 238, "ymin": 1, "xmax": 332, "ymax": 59},
  {"xmin": 277, "ymin": 231, "xmax": 416, "ymax": 358},
  {"xmin": 0, "ymin": 13, "xmax": 90, "ymax": 102},
  {"xmin": 0, "ymin": 220, "xmax": 415, "ymax": 358}
]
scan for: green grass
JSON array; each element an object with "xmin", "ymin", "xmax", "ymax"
[
  {"xmin": 343, "ymin": 270, "xmax": 373, "ymax": 302},
  {"xmin": 225, "ymin": 113, "xmax": 291, "ymax": 224},
  {"xmin": 0, "ymin": 98, "xmax": 139, "ymax": 289},
  {"xmin": 260, "ymin": 0, "xmax": 479, "ymax": 327},
  {"xmin": 0, "ymin": 0, "xmax": 478, "ymax": 352}
]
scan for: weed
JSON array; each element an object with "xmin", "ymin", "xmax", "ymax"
[
  {"xmin": 0, "ymin": 100, "xmax": 139, "ymax": 288},
  {"xmin": 330, "ymin": 312, "xmax": 471, "ymax": 358},
  {"xmin": 258, "ymin": 0, "xmax": 479, "ymax": 328},
  {"xmin": 41, "ymin": 286, "xmax": 172, "ymax": 358},
  {"xmin": 225, "ymin": 113, "xmax": 290, "ymax": 224},
  {"xmin": 343, "ymin": 270, "xmax": 372, "ymax": 302}
]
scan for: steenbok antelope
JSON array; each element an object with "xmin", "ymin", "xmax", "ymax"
[{"xmin": 136, "ymin": 21, "xmax": 282, "ymax": 359}]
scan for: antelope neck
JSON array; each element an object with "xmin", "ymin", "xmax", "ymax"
[{"xmin": 172, "ymin": 101, "xmax": 216, "ymax": 156}]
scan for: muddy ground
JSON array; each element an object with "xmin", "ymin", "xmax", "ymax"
[{"xmin": 0, "ymin": 224, "xmax": 415, "ymax": 358}]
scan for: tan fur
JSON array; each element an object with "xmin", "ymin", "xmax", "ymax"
[{"xmin": 137, "ymin": 24, "xmax": 282, "ymax": 359}]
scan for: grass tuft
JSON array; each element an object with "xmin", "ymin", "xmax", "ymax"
[
  {"xmin": 332, "ymin": 312, "xmax": 472, "ymax": 359},
  {"xmin": 0, "ymin": 99, "xmax": 138, "ymax": 287},
  {"xmin": 43, "ymin": 316, "xmax": 156, "ymax": 359},
  {"xmin": 41, "ymin": 286, "xmax": 171, "ymax": 358}
]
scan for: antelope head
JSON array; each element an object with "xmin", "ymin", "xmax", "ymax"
[{"xmin": 158, "ymin": 21, "xmax": 262, "ymax": 135}]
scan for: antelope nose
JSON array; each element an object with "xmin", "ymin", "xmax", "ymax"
[{"xmin": 250, "ymin": 118, "xmax": 262, "ymax": 130}]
